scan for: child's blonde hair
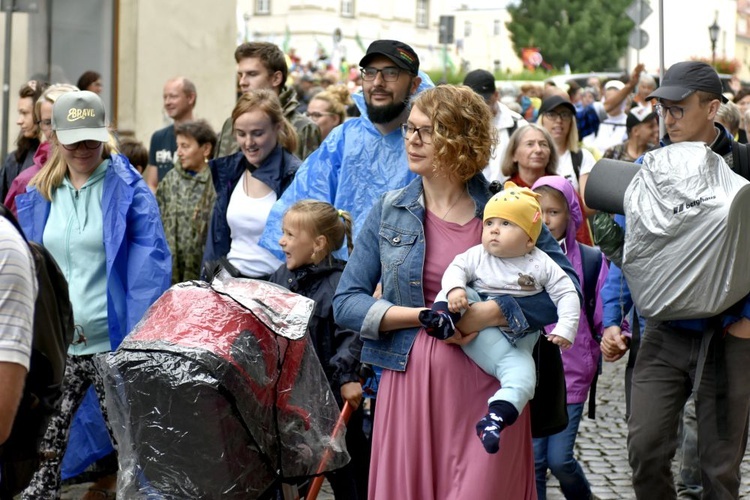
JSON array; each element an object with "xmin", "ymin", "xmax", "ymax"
[{"xmin": 286, "ymin": 200, "xmax": 353, "ymax": 259}]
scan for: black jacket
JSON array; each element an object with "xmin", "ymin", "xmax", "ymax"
[
  {"xmin": 268, "ymin": 258, "xmax": 362, "ymax": 389},
  {"xmin": 203, "ymin": 146, "xmax": 300, "ymax": 268}
]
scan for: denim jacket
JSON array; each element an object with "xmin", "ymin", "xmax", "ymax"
[{"xmin": 333, "ymin": 174, "xmax": 580, "ymax": 371}]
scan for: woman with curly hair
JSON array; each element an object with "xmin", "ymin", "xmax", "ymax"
[{"xmin": 333, "ymin": 85, "xmax": 578, "ymax": 499}]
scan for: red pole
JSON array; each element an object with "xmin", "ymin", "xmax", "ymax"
[{"xmin": 306, "ymin": 402, "xmax": 353, "ymax": 500}]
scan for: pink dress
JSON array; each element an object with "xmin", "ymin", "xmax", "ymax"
[{"xmin": 368, "ymin": 211, "xmax": 536, "ymax": 500}]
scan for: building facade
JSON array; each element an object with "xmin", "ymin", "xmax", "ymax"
[{"xmin": 1, "ymin": 0, "xmax": 742, "ymax": 153}]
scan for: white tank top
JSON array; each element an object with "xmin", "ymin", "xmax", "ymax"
[{"xmin": 226, "ymin": 171, "xmax": 283, "ymax": 277}]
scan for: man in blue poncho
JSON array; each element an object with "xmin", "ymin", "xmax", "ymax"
[{"xmin": 259, "ymin": 40, "xmax": 434, "ymax": 259}]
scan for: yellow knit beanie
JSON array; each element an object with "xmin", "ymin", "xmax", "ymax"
[{"xmin": 483, "ymin": 181, "xmax": 543, "ymax": 243}]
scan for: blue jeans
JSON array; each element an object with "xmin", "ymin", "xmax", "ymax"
[
  {"xmin": 460, "ymin": 288, "xmax": 540, "ymax": 412},
  {"xmin": 533, "ymin": 403, "xmax": 591, "ymax": 500}
]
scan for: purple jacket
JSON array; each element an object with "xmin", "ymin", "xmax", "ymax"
[{"xmin": 532, "ymin": 176, "xmax": 608, "ymax": 404}]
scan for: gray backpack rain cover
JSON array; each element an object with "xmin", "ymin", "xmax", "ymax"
[{"xmin": 622, "ymin": 141, "xmax": 750, "ymax": 320}]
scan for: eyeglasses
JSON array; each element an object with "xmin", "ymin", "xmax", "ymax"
[
  {"xmin": 61, "ymin": 140, "xmax": 103, "ymax": 151},
  {"xmin": 305, "ymin": 111, "xmax": 335, "ymax": 120},
  {"xmin": 654, "ymin": 103, "xmax": 685, "ymax": 120},
  {"xmin": 361, "ymin": 66, "xmax": 401, "ymax": 82},
  {"xmin": 37, "ymin": 119, "xmax": 52, "ymax": 129},
  {"xmin": 543, "ymin": 110, "xmax": 574, "ymax": 122},
  {"xmin": 401, "ymin": 124, "xmax": 433, "ymax": 144}
]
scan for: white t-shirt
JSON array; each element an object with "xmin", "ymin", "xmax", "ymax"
[
  {"xmin": 483, "ymin": 103, "xmax": 528, "ymax": 183},
  {"xmin": 226, "ymin": 171, "xmax": 283, "ymax": 277},
  {"xmin": 557, "ymin": 148, "xmax": 596, "ymax": 191},
  {"xmin": 583, "ymin": 113, "xmax": 628, "ymax": 156},
  {"xmin": 440, "ymin": 246, "xmax": 579, "ymax": 343}
]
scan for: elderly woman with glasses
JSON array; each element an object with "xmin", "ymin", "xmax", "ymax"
[
  {"xmin": 334, "ymin": 85, "xmax": 579, "ymax": 499},
  {"xmin": 18, "ymin": 90, "xmax": 171, "ymax": 499}
]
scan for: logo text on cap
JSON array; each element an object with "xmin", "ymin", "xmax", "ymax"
[{"xmin": 67, "ymin": 108, "xmax": 96, "ymax": 122}]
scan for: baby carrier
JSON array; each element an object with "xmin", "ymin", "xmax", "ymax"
[{"xmin": 98, "ymin": 272, "xmax": 349, "ymax": 499}]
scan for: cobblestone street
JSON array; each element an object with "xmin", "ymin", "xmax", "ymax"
[
  {"xmin": 61, "ymin": 358, "xmax": 750, "ymax": 499},
  {"xmin": 545, "ymin": 358, "xmax": 750, "ymax": 500}
]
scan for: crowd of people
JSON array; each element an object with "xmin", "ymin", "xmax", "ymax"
[{"xmin": 1, "ymin": 37, "xmax": 750, "ymax": 500}]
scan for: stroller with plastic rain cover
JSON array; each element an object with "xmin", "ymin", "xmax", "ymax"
[{"xmin": 96, "ymin": 271, "xmax": 350, "ymax": 499}]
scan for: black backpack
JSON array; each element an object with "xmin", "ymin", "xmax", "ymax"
[
  {"xmin": 731, "ymin": 141, "xmax": 750, "ymax": 180},
  {"xmin": 0, "ymin": 206, "xmax": 74, "ymax": 499},
  {"xmin": 579, "ymin": 243, "xmax": 606, "ymax": 419}
]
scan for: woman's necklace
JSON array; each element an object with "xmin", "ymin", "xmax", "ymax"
[
  {"xmin": 427, "ymin": 188, "xmax": 467, "ymax": 220},
  {"xmin": 441, "ymin": 195, "xmax": 463, "ymax": 219}
]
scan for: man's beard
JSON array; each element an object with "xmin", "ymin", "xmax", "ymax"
[{"xmin": 366, "ymin": 99, "xmax": 408, "ymax": 124}]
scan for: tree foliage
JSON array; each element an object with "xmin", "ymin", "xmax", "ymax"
[{"xmin": 507, "ymin": 0, "xmax": 635, "ymax": 72}]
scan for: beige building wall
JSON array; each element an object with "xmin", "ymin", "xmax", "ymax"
[
  {"xmin": 1, "ymin": 1, "xmax": 237, "ymax": 154},
  {"xmin": 0, "ymin": 11, "xmax": 31, "ymax": 153},
  {"xmin": 736, "ymin": 0, "xmax": 750, "ymax": 81},
  {"xmin": 235, "ymin": 0, "xmax": 522, "ymax": 78},
  {"xmin": 452, "ymin": 8, "xmax": 523, "ymax": 74},
  {"xmin": 117, "ymin": 0, "xmax": 237, "ymax": 144}
]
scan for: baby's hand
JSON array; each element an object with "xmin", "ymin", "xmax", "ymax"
[
  {"xmin": 447, "ymin": 288, "xmax": 469, "ymax": 313},
  {"xmin": 548, "ymin": 334, "xmax": 572, "ymax": 350}
]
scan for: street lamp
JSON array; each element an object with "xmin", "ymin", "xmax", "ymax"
[{"xmin": 709, "ymin": 17, "xmax": 720, "ymax": 65}]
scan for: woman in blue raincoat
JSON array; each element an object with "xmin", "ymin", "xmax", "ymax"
[{"xmin": 17, "ymin": 91, "xmax": 171, "ymax": 498}]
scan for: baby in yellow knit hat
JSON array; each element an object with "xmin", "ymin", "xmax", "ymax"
[{"xmin": 418, "ymin": 181, "xmax": 579, "ymax": 454}]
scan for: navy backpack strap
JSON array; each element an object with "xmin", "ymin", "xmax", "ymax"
[
  {"xmin": 571, "ymin": 149, "xmax": 584, "ymax": 180},
  {"xmin": 578, "ymin": 242, "xmax": 604, "ymax": 419}
]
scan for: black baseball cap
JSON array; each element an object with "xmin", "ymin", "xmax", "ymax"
[
  {"xmin": 359, "ymin": 40, "xmax": 419, "ymax": 74},
  {"xmin": 463, "ymin": 69, "xmax": 496, "ymax": 100},
  {"xmin": 647, "ymin": 61, "xmax": 728, "ymax": 103},
  {"xmin": 539, "ymin": 94, "xmax": 576, "ymax": 115}
]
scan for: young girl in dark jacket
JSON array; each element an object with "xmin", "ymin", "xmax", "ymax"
[{"xmin": 267, "ymin": 199, "xmax": 367, "ymax": 499}]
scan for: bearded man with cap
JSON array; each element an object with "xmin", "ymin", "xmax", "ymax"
[
  {"xmin": 17, "ymin": 90, "xmax": 171, "ymax": 499},
  {"xmin": 597, "ymin": 61, "xmax": 750, "ymax": 499},
  {"xmin": 463, "ymin": 69, "xmax": 526, "ymax": 184},
  {"xmin": 259, "ymin": 40, "xmax": 434, "ymax": 259}
]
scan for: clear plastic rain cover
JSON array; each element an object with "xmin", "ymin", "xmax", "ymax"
[
  {"xmin": 97, "ymin": 271, "xmax": 350, "ymax": 499},
  {"xmin": 622, "ymin": 142, "xmax": 750, "ymax": 320}
]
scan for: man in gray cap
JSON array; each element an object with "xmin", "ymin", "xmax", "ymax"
[
  {"xmin": 599, "ymin": 60, "xmax": 750, "ymax": 499},
  {"xmin": 259, "ymin": 40, "xmax": 434, "ymax": 260},
  {"xmin": 463, "ymin": 69, "xmax": 526, "ymax": 184}
]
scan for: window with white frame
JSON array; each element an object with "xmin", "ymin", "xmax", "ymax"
[
  {"xmin": 256, "ymin": 0, "xmax": 270, "ymax": 15},
  {"xmin": 464, "ymin": 20, "xmax": 471, "ymax": 37},
  {"xmin": 494, "ymin": 19, "xmax": 501, "ymax": 36},
  {"xmin": 416, "ymin": 0, "xmax": 429, "ymax": 28},
  {"xmin": 341, "ymin": 0, "xmax": 355, "ymax": 17}
]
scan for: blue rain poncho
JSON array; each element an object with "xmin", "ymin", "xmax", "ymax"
[{"xmin": 259, "ymin": 72, "xmax": 434, "ymax": 260}]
